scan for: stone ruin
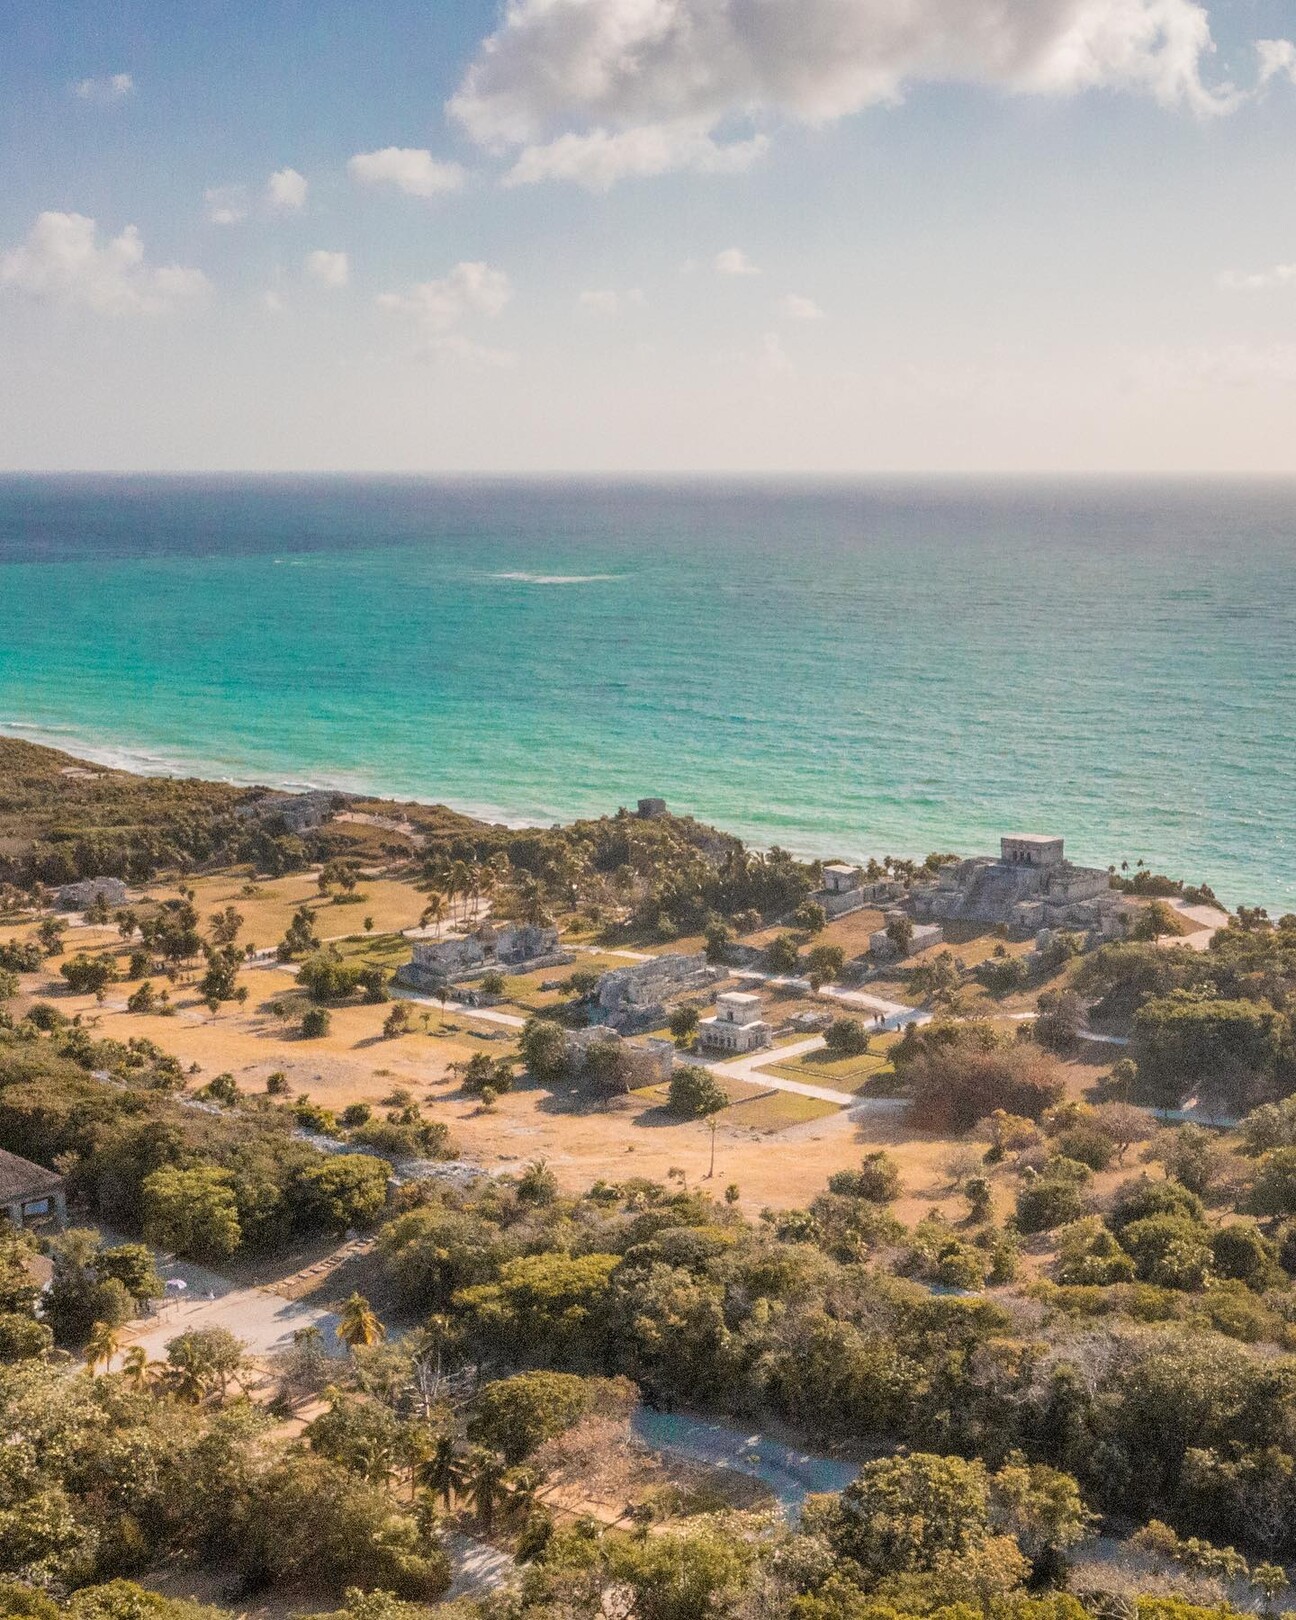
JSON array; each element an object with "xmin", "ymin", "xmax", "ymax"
[
  {"xmin": 398, "ymin": 923, "xmax": 573, "ymax": 990},
  {"xmin": 594, "ymin": 951, "xmax": 722, "ymax": 1033},
  {"xmin": 562, "ymin": 1026, "xmax": 676, "ymax": 1088},
  {"xmin": 911, "ymin": 836, "xmax": 1128, "ymax": 936},
  {"xmin": 54, "ymin": 877, "xmax": 128, "ymax": 912}
]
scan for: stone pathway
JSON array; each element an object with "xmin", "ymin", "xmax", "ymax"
[{"xmin": 264, "ymin": 1235, "xmax": 376, "ymax": 1300}]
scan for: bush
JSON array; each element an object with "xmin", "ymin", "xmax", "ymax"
[
  {"xmin": 1016, "ymin": 1168, "xmax": 1091, "ymax": 1234},
  {"xmin": 468, "ymin": 1370, "xmax": 626, "ymax": 1463},
  {"xmin": 1211, "ymin": 1223, "xmax": 1278, "ymax": 1289},
  {"xmin": 825, "ymin": 1017, "xmax": 870, "ymax": 1057},
  {"xmin": 298, "ymin": 950, "xmax": 363, "ymax": 1004},
  {"xmin": 827, "ymin": 1151, "xmax": 901, "ymax": 1203},
  {"xmin": 292, "ymin": 1155, "xmax": 390, "ymax": 1233},
  {"xmin": 1052, "ymin": 1123, "xmax": 1115, "ymax": 1172},
  {"xmin": 301, "ymin": 1006, "xmax": 332, "ymax": 1039},
  {"xmin": 1121, "ymin": 1214, "xmax": 1214, "ymax": 1290},
  {"xmin": 765, "ymin": 934, "xmax": 801, "ymax": 975}
]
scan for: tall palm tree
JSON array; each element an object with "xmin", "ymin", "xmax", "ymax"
[
  {"xmin": 465, "ymin": 1447, "xmax": 509, "ymax": 1534},
  {"xmin": 415, "ymin": 1432, "xmax": 468, "ymax": 1509},
  {"xmin": 85, "ymin": 1319, "xmax": 121, "ymax": 1375},
  {"xmin": 449, "ymin": 861, "xmax": 472, "ymax": 925},
  {"xmin": 336, "ymin": 1292, "xmax": 385, "ymax": 1353},
  {"xmin": 121, "ymin": 1345, "xmax": 151, "ymax": 1390},
  {"xmin": 421, "ymin": 894, "xmax": 446, "ymax": 938}
]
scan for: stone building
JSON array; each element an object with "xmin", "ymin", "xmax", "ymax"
[
  {"xmin": 812, "ymin": 864, "xmax": 905, "ymax": 919},
  {"xmin": 595, "ymin": 952, "xmax": 720, "ymax": 1033},
  {"xmin": 563, "ymin": 1026, "xmax": 676, "ymax": 1087},
  {"xmin": 698, "ymin": 992, "xmax": 772, "ymax": 1054},
  {"xmin": 0, "ymin": 1149, "xmax": 66, "ymax": 1230},
  {"xmin": 912, "ymin": 835, "xmax": 1127, "ymax": 935},
  {"xmin": 398, "ymin": 923, "xmax": 572, "ymax": 990},
  {"xmin": 235, "ymin": 789, "xmax": 350, "ymax": 833},
  {"xmin": 870, "ymin": 917, "xmax": 945, "ymax": 959},
  {"xmin": 54, "ymin": 877, "xmax": 127, "ymax": 912}
]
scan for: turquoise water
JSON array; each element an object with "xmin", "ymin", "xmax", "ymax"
[
  {"xmin": 0, "ymin": 475, "xmax": 1292, "ymax": 909},
  {"xmin": 631, "ymin": 1407, "xmax": 858, "ymax": 1511}
]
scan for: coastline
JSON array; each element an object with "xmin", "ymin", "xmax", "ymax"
[{"xmin": 0, "ymin": 714, "xmax": 1257, "ymax": 913}]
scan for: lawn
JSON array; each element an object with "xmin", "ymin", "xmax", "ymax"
[
  {"xmin": 764, "ymin": 1047, "xmax": 895, "ymax": 1094},
  {"xmin": 633, "ymin": 1076, "xmax": 842, "ymax": 1131}
]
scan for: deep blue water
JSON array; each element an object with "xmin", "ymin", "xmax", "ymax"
[{"xmin": 0, "ymin": 475, "xmax": 1292, "ymax": 908}]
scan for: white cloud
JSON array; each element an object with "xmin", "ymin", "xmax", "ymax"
[
  {"xmin": 261, "ymin": 289, "xmax": 286, "ymax": 313},
  {"xmin": 378, "ymin": 261, "xmax": 513, "ymax": 361},
  {"xmin": 0, "ymin": 211, "xmax": 210, "ymax": 315},
  {"xmin": 305, "ymin": 250, "xmax": 350, "ymax": 288},
  {"xmin": 266, "ymin": 168, "xmax": 308, "ymax": 212},
  {"xmin": 779, "ymin": 293, "xmax": 825, "ymax": 320},
  {"xmin": 1218, "ymin": 262, "xmax": 1296, "ymax": 291},
  {"xmin": 715, "ymin": 248, "xmax": 761, "ymax": 277},
  {"xmin": 450, "ymin": 0, "xmax": 1241, "ymax": 186},
  {"xmin": 579, "ymin": 286, "xmax": 646, "ymax": 315},
  {"xmin": 1256, "ymin": 38, "xmax": 1296, "ymax": 87},
  {"xmin": 347, "ymin": 147, "xmax": 466, "ymax": 197},
  {"xmin": 205, "ymin": 184, "xmax": 250, "ymax": 226},
  {"xmin": 504, "ymin": 122, "xmax": 768, "ymax": 188},
  {"xmin": 73, "ymin": 72, "xmax": 134, "ymax": 103}
]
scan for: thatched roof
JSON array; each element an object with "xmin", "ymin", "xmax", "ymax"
[{"xmin": 0, "ymin": 1148, "xmax": 63, "ymax": 1205}]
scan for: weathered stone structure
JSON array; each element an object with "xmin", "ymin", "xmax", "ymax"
[
  {"xmin": 595, "ymin": 951, "xmax": 721, "ymax": 1033},
  {"xmin": 398, "ymin": 923, "xmax": 573, "ymax": 990},
  {"xmin": 870, "ymin": 917, "xmax": 945, "ymax": 959},
  {"xmin": 563, "ymin": 1026, "xmax": 676, "ymax": 1087},
  {"xmin": 236, "ymin": 789, "xmax": 350, "ymax": 832},
  {"xmin": 698, "ymin": 992, "xmax": 772, "ymax": 1054},
  {"xmin": 912, "ymin": 836, "xmax": 1127, "ymax": 935},
  {"xmin": 813, "ymin": 864, "xmax": 905, "ymax": 919},
  {"xmin": 54, "ymin": 877, "xmax": 127, "ymax": 912},
  {"xmin": 637, "ymin": 797, "xmax": 668, "ymax": 819}
]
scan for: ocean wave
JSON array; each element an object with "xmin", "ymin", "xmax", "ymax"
[{"xmin": 489, "ymin": 570, "xmax": 622, "ymax": 585}]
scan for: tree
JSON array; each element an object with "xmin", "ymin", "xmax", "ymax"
[
  {"xmin": 415, "ymin": 1432, "xmax": 467, "ymax": 1508},
  {"xmin": 886, "ymin": 913, "xmax": 915, "ymax": 957},
  {"xmin": 59, "ymin": 953, "xmax": 119, "ymax": 996},
  {"xmin": 292, "ymin": 1155, "xmax": 390, "ymax": 1234},
  {"xmin": 383, "ymin": 1001, "xmax": 413, "ymax": 1038},
  {"xmin": 1133, "ymin": 992, "xmax": 1288, "ymax": 1114},
  {"xmin": 667, "ymin": 1065, "xmax": 727, "ymax": 1119},
  {"xmin": 469, "ymin": 1370, "xmax": 603, "ymax": 1463},
  {"xmin": 164, "ymin": 1325, "xmax": 247, "ymax": 1402},
  {"xmin": 142, "ymin": 1166, "xmax": 242, "ymax": 1261},
  {"xmin": 84, "ymin": 1318, "xmax": 121, "ymax": 1375},
  {"xmin": 337, "ymin": 1292, "xmax": 386, "ymax": 1352},
  {"xmin": 301, "ymin": 1006, "xmax": 332, "ymax": 1039},
  {"xmin": 208, "ymin": 905, "xmax": 244, "ymax": 945},
  {"xmin": 463, "ymin": 1447, "xmax": 509, "ymax": 1532},
  {"xmin": 299, "ymin": 949, "xmax": 363, "ymax": 1003},
  {"xmin": 278, "ymin": 904, "xmax": 320, "ymax": 962},
  {"xmin": 825, "ymin": 1017, "xmax": 870, "ymax": 1057},
  {"xmin": 820, "ymin": 1451, "xmax": 992, "ymax": 1573},
  {"xmin": 520, "ymin": 1017, "xmax": 570, "ymax": 1082},
  {"xmin": 1035, "ymin": 989, "xmax": 1086, "ymax": 1051},
  {"xmin": 518, "ymin": 1158, "xmax": 559, "ymax": 1206},
  {"xmin": 669, "ymin": 1005, "xmax": 700, "ymax": 1045},
  {"xmin": 765, "ymin": 934, "xmax": 800, "ymax": 975},
  {"xmin": 199, "ymin": 943, "xmax": 243, "ymax": 1004},
  {"xmin": 807, "ymin": 943, "xmax": 846, "ymax": 988}
]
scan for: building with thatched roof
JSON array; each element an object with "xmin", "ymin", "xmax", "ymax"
[{"xmin": 0, "ymin": 1148, "xmax": 66, "ymax": 1229}]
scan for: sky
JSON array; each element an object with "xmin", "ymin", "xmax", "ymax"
[{"xmin": 4, "ymin": 0, "xmax": 1296, "ymax": 473}]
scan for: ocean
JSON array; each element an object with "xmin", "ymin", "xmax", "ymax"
[{"xmin": 0, "ymin": 475, "xmax": 1292, "ymax": 910}]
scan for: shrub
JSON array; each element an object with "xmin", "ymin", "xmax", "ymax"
[
  {"xmin": 300, "ymin": 1006, "xmax": 332, "ymax": 1039},
  {"xmin": 1052, "ymin": 1123, "xmax": 1115, "ymax": 1172},
  {"xmin": 765, "ymin": 934, "xmax": 801, "ymax": 975},
  {"xmin": 827, "ymin": 1151, "xmax": 901, "ymax": 1203},
  {"xmin": 1016, "ymin": 1167, "xmax": 1091, "ymax": 1234},
  {"xmin": 902, "ymin": 1024, "xmax": 1066, "ymax": 1132}
]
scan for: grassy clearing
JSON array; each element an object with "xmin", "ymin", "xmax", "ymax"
[
  {"xmin": 764, "ymin": 1048, "xmax": 894, "ymax": 1094},
  {"xmin": 634, "ymin": 1076, "xmax": 842, "ymax": 1131}
]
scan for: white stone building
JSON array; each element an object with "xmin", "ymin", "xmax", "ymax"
[{"xmin": 698, "ymin": 992, "xmax": 772, "ymax": 1054}]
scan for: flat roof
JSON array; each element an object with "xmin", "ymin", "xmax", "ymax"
[{"xmin": 1003, "ymin": 833, "xmax": 1063, "ymax": 845}]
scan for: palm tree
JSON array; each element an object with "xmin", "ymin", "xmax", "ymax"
[
  {"xmin": 449, "ymin": 861, "xmax": 472, "ymax": 925},
  {"xmin": 121, "ymin": 1345, "xmax": 152, "ymax": 1390},
  {"xmin": 85, "ymin": 1319, "xmax": 121, "ymax": 1375},
  {"xmin": 465, "ymin": 1447, "xmax": 509, "ymax": 1534},
  {"xmin": 337, "ymin": 1292, "xmax": 385, "ymax": 1352},
  {"xmin": 416, "ymin": 1432, "xmax": 468, "ymax": 1509},
  {"xmin": 421, "ymin": 894, "xmax": 446, "ymax": 938}
]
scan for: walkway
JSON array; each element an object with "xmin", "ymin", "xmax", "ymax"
[
  {"xmin": 1166, "ymin": 898, "xmax": 1231, "ymax": 953},
  {"xmin": 706, "ymin": 1036, "xmax": 857, "ymax": 1105}
]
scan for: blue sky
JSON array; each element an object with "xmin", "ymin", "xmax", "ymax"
[{"xmin": 4, "ymin": 0, "xmax": 1296, "ymax": 471}]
